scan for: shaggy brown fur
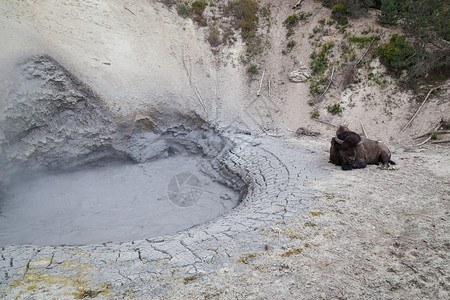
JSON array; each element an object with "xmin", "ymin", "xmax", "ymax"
[{"xmin": 329, "ymin": 126, "xmax": 395, "ymax": 170}]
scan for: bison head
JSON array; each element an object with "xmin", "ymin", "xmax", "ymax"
[{"xmin": 333, "ymin": 131, "xmax": 363, "ymax": 170}]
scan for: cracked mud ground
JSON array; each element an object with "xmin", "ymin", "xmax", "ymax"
[
  {"xmin": 1, "ymin": 136, "xmax": 448, "ymax": 299},
  {"xmin": 0, "ymin": 0, "xmax": 449, "ymax": 298}
]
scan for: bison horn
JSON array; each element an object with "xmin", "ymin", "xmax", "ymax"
[
  {"xmin": 334, "ymin": 136, "xmax": 344, "ymax": 144},
  {"xmin": 358, "ymin": 140, "xmax": 364, "ymax": 145}
]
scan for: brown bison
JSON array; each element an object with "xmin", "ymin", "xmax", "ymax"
[{"xmin": 329, "ymin": 126, "xmax": 395, "ymax": 170}]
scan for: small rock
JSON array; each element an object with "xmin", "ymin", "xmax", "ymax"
[
  {"xmin": 296, "ymin": 127, "xmax": 320, "ymax": 137},
  {"xmin": 288, "ymin": 68, "xmax": 311, "ymax": 83}
]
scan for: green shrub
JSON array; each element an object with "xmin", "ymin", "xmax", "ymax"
[
  {"xmin": 377, "ymin": 0, "xmax": 398, "ymax": 25},
  {"xmin": 310, "ymin": 41, "xmax": 335, "ymax": 75},
  {"xmin": 431, "ymin": 132, "xmax": 438, "ymax": 140},
  {"xmin": 311, "ymin": 110, "xmax": 320, "ymax": 119},
  {"xmin": 287, "ymin": 40, "xmax": 296, "ymax": 52},
  {"xmin": 177, "ymin": 3, "xmax": 192, "ymax": 18},
  {"xmin": 378, "ymin": 34, "xmax": 416, "ymax": 71},
  {"xmin": 207, "ymin": 27, "xmax": 221, "ymax": 47},
  {"xmin": 323, "ymin": 0, "xmax": 375, "ymax": 16},
  {"xmin": 284, "ymin": 13, "xmax": 299, "ymax": 26},
  {"xmin": 309, "ymin": 76, "xmax": 328, "ymax": 96},
  {"xmin": 226, "ymin": 0, "xmax": 259, "ymax": 40},
  {"xmin": 298, "ymin": 11, "xmax": 313, "ymax": 20},
  {"xmin": 331, "ymin": 4, "xmax": 348, "ymax": 25},
  {"xmin": 192, "ymin": 0, "xmax": 207, "ymax": 15},
  {"xmin": 327, "ymin": 101, "xmax": 343, "ymax": 114},
  {"xmin": 247, "ymin": 64, "xmax": 259, "ymax": 74},
  {"xmin": 192, "ymin": 0, "xmax": 208, "ymax": 26}
]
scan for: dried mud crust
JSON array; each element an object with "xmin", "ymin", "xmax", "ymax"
[
  {"xmin": 1, "ymin": 136, "xmax": 448, "ymax": 299},
  {"xmin": 154, "ymin": 140, "xmax": 449, "ymax": 300},
  {"xmin": 0, "ymin": 135, "xmax": 326, "ymax": 298}
]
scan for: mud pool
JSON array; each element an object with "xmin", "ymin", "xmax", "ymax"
[
  {"xmin": 0, "ymin": 156, "xmax": 238, "ymax": 246},
  {"xmin": 0, "ymin": 55, "xmax": 245, "ymax": 247}
]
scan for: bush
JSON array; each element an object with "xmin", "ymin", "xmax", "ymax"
[
  {"xmin": 207, "ymin": 27, "xmax": 221, "ymax": 47},
  {"xmin": 311, "ymin": 110, "xmax": 320, "ymax": 119},
  {"xmin": 287, "ymin": 40, "xmax": 296, "ymax": 52},
  {"xmin": 327, "ymin": 101, "xmax": 343, "ymax": 114},
  {"xmin": 192, "ymin": 0, "xmax": 207, "ymax": 15},
  {"xmin": 192, "ymin": 0, "xmax": 208, "ymax": 26},
  {"xmin": 247, "ymin": 64, "xmax": 259, "ymax": 74},
  {"xmin": 377, "ymin": 0, "xmax": 398, "ymax": 25},
  {"xmin": 284, "ymin": 14, "xmax": 299, "ymax": 26},
  {"xmin": 331, "ymin": 4, "xmax": 348, "ymax": 25},
  {"xmin": 177, "ymin": 3, "xmax": 191, "ymax": 18},
  {"xmin": 378, "ymin": 34, "xmax": 416, "ymax": 71},
  {"xmin": 398, "ymin": 0, "xmax": 450, "ymax": 85},
  {"xmin": 323, "ymin": 0, "xmax": 375, "ymax": 17},
  {"xmin": 226, "ymin": 0, "xmax": 259, "ymax": 40},
  {"xmin": 309, "ymin": 76, "xmax": 328, "ymax": 96},
  {"xmin": 310, "ymin": 41, "xmax": 335, "ymax": 75}
]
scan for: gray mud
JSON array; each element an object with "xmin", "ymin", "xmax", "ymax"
[
  {"xmin": 0, "ymin": 156, "xmax": 238, "ymax": 246},
  {"xmin": 0, "ymin": 55, "xmax": 245, "ymax": 247}
]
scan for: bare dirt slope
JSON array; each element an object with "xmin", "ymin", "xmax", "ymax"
[{"xmin": 0, "ymin": 0, "xmax": 449, "ymax": 299}]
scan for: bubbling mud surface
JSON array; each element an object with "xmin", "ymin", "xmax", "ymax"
[{"xmin": 0, "ymin": 156, "xmax": 238, "ymax": 246}]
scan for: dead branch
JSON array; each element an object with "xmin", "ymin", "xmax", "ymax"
[
  {"xmin": 401, "ymin": 85, "xmax": 443, "ymax": 132},
  {"xmin": 316, "ymin": 66, "xmax": 335, "ymax": 102},
  {"xmin": 268, "ymin": 79, "xmax": 271, "ymax": 97},
  {"xmin": 313, "ymin": 118, "xmax": 338, "ymax": 128},
  {"xmin": 360, "ymin": 122, "xmax": 368, "ymax": 138},
  {"xmin": 124, "ymin": 6, "xmax": 135, "ymax": 15},
  {"xmin": 257, "ymin": 69, "xmax": 265, "ymax": 97},
  {"xmin": 416, "ymin": 136, "xmax": 432, "ymax": 147},
  {"xmin": 413, "ymin": 130, "xmax": 450, "ymax": 139},
  {"xmin": 416, "ymin": 122, "xmax": 442, "ymax": 146},
  {"xmin": 432, "ymin": 140, "xmax": 450, "ymax": 144},
  {"xmin": 355, "ymin": 37, "xmax": 377, "ymax": 67}
]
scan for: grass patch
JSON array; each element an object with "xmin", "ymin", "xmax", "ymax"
[
  {"xmin": 310, "ymin": 41, "xmax": 335, "ymax": 75},
  {"xmin": 309, "ymin": 76, "xmax": 328, "ymax": 96},
  {"xmin": 177, "ymin": 3, "xmax": 191, "ymax": 18},
  {"xmin": 348, "ymin": 35, "xmax": 379, "ymax": 44},
  {"xmin": 247, "ymin": 64, "xmax": 259, "ymax": 74}
]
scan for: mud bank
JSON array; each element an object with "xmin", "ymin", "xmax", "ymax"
[
  {"xmin": 0, "ymin": 55, "xmax": 248, "ymax": 246},
  {"xmin": 0, "ymin": 55, "xmax": 327, "ymax": 298}
]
